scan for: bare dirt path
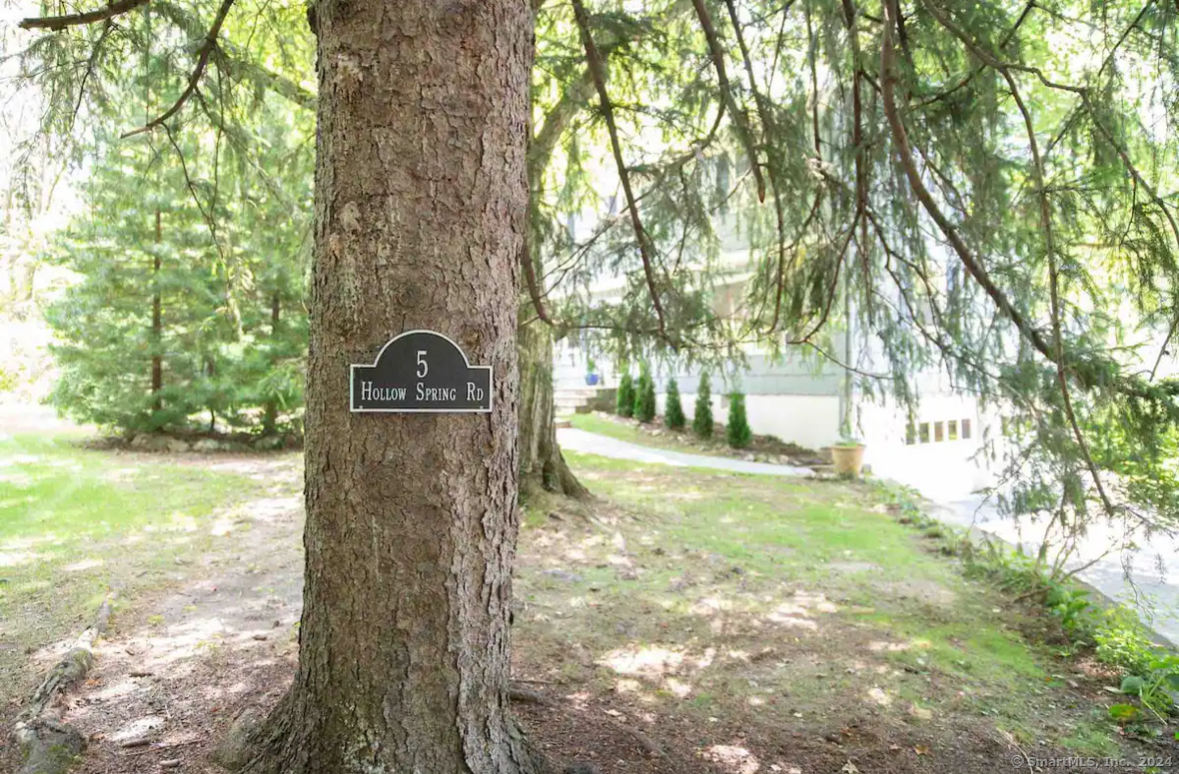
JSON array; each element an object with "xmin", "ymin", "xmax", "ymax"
[{"xmin": 4, "ymin": 448, "xmax": 304, "ymax": 774}]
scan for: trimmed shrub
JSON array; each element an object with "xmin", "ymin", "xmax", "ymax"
[
  {"xmin": 616, "ymin": 373, "xmax": 635, "ymax": 417},
  {"xmin": 692, "ymin": 372, "xmax": 713, "ymax": 439},
  {"xmin": 664, "ymin": 378, "xmax": 685, "ymax": 430},
  {"xmin": 727, "ymin": 392, "xmax": 753, "ymax": 449},
  {"xmin": 634, "ymin": 366, "xmax": 656, "ymax": 423}
]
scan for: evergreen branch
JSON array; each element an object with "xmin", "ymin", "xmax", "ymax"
[
  {"xmin": 571, "ymin": 0, "xmax": 670, "ymax": 343},
  {"xmin": 720, "ymin": 0, "xmax": 798, "ymax": 336},
  {"xmin": 805, "ymin": 0, "xmax": 821, "ymax": 162},
  {"xmin": 911, "ymin": 0, "xmax": 1035, "ymax": 109},
  {"xmin": 918, "ymin": 0, "xmax": 1179, "ymax": 258},
  {"xmin": 690, "ymin": 0, "xmax": 767, "ymax": 202},
  {"xmin": 153, "ymin": 1, "xmax": 315, "ymax": 110},
  {"xmin": 918, "ymin": 0, "xmax": 1179, "ymax": 349},
  {"xmin": 19, "ymin": 0, "xmax": 150, "ymax": 31},
  {"xmin": 803, "ymin": 341, "xmax": 894, "ymax": 380},
  {"xmin": 521, "ymin": 69, "xmax": 596, "ymax": 328},
  {"xmin": 122, "ymin": 0, "xmax": 237, "ymax": 138},
  {"xmin": 1001, "ymin": 57, "xmax": 1118, "ymax": 516},
  {"xmin": 784, "ymin": 213, "xmax": 858, "ymax": 346},
  {"xmin": 67, "ymin": 21, "xmax": 115, "ymax": 136},
  {"xmin": 880, "ymin": 0, "xmax": 1056, "ymax": 364},
  {"xmin": 1151, "ymin": 313, "xmax": 1178, "ymax": 381},
  {"xmin": 162, "ymin": 123, "xmax": 228, "ymax": 267},
  {"xmin": 222, "ymin": 52, "xmax": 315, "ymax": 110},
  {"xmin": 840, "ymin": 0, "xmax": 872, "ymax": 323},
  {"xmin": 528, "ymin": 68, "xmax": 593, "ymax": 184},
  {"xmin": 891, "ymin": 0, "xmax": 1179, "ymax": 524}
]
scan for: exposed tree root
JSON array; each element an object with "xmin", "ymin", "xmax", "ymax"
[
  {"xmin": 12, "ymin": 595, "xmax": 114, "ymax": 774},
  {"xmin": 218, "ymin": 690, "xmax": 556, "ymax": 774}
]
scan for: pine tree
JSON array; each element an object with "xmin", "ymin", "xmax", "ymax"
[
  {"xmin": 633, "ymin": 365, "xmax": 656, "ymax": 422},
  {"xmin": 664, "ymin": 377, "xmax": 685, "ymax": 430},
  {"xmin": 692, "ymin": 372, "xmax": 713, "ymax": 439},
  {"xmin": 727, "ymin": 392, "xmax": 752, "ymax": 449},
  {"xmin": 616, "ymin": 372, "xmax": 635, "ymax": 418},
  {"xmin": 43, "ymin": 55, "xmax": 312, "ymax": 436},
  {"xmin": 45, "ymin": 135, "xmax": 225, "ymax": 433}
]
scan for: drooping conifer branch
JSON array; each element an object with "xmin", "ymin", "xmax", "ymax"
[
  {"xmin": 570, "ymin": 0, "xmax": 670, "ymax": 342},
  {"xmin": 1003, "ymin": 61, "xmax": 1117, "ymax": 517},
  {"xmin": 720, "ymin": 0, "xmax": 797, "ymax": 336},
  {"xmin": 879, "ymin": 0, "xmax": 1057, "ymax": 363},
  {"xmin": 690, "ymin": 0, "xmax": 766, "ymax": 203},
  {"xmin": 122, "ymin": 0, "xmax": 237, "ymax": 137},
  {"xmin": 19, "ymin": 0, "xmax": 151, "ymax": 31}
]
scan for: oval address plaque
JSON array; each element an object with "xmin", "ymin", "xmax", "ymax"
[{"xmin": 350, "ymin": 330, "xmax": 492, "ymax": 413}]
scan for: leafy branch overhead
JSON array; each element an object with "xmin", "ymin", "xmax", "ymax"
[{"xmin": 14, "ymin": 0, "xmax": 1179, "ymax": 526}]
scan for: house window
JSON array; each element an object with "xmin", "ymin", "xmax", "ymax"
[
  {"xmin": 948, "ymin": 420, "xmax": 958, "ymax": 440},
  {"xmin": 961, "ymin": 418, "xmax": 972, "ymax": 439},
  {"xmin": 919, "ymin": 423, "xmax": 930, "ymax": 443},
  {"xmin": 934, "ymin": 421, "xmax": 945, "ymax": 442},
  {"xmin": 905, "ymin": 424, "xmax": 916, "ymax": 445}
]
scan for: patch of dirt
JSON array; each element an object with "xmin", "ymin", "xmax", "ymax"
[{"xmin": 0, "ymin": 452, "xmax": 302, "ymax": 774}]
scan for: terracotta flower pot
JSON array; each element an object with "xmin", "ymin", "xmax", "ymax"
[{"xmin": 831, "ymin": 443, "xmax": 866, "ymax": 477}]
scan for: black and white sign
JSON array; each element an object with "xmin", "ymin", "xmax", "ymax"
[{"xmin": 350, "ymin": 330, "xmax": 492, "ymax": 413}]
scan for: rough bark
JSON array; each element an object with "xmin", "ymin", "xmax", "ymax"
[
  {"xmin": 262, "ymin": 291, "xmax": 281, "ymax": 434},
  {"xmin": 239, "ymin": 1, "xmax": 543, "ymax": 772},
  {"xmin": 151, "ymin": 209, "xmax": 163, "ymax": 414},
  {"xmin": 518, "ymin": 319, "xmax": 589, "ymax": 500}
]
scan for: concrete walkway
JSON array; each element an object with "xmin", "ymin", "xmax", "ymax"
[
  {"xmin": 558, "ymin": 427, "xmax": 1179, "ymax": 643},
  {"xmin": 557, "ymin": 428, "xmax": 814, "ymax": 477}
]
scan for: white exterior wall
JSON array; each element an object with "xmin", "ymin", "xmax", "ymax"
[{"xmin": 857, "ymin": 393, "xmax": 999, "ymax": 499}]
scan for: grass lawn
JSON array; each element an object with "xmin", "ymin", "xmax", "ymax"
[
  {"xmin": 1, "ymin": 424, "xmax": 1173, "ymax": 774},
  {"xmin": 511, "ymin": 452, "xmax": 1167, "ymax": 772},
  {"xmin": 0, "ymin": 430, "xmax": 292, "ymax": 723}
]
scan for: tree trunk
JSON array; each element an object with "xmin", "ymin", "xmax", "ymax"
[
  {"xmin": 243, "ymin": 1, "xmax": 542, "ymax": 773},
  {"xmin": 518, "ymin": 319, "xmax": 589, "ymax": 499},
  {"xmin": 262, "ymin": 291, "xmax": 281, "ymax": 434},
  {"xmin": 151, "ymin": 208, "xmax": 162, "ymax": 414}
]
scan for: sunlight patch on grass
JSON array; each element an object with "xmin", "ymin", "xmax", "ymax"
[
  {"xmin": 513, "ymin": 451, "xmax": 1118, "ymax": 762},
  {"xmin": 0, "ymin": 430, "xmax": 278, "ymax": 708}
]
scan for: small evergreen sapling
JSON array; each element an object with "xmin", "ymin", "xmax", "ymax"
[
  {"xmin": 692, "ymin": 372, "xmax": 713, "ymax": 439},
  {"xmin": 634, "ymin": 366, "xmax": 656, "ymax": 423},
  {"xmin": 664, "ymin": 378, "xmax": 685, "ymax": 430},
  {"xmin": 616, "ymin": 373, "xmax": 635, "ymax": 417},
  {"xmin": 727, "ymin": 392, "xmax": 753, "ymax": 449}
]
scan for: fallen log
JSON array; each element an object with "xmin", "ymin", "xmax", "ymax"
[{"xmin": 12, "ymin": 594, "xmax": 115, "ymax": 774}]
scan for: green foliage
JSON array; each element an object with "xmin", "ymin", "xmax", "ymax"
[
  {"xmin": 726, "ymin": 392, "xmax": 752, "ymax": 449},
  {"xmin": 12, "ymin": 0, "xmax": 1179, "ymax": 534},
  {"xmin": 41, "ymin": 37, "xmax": 312, "ymax": 436},
  {"xmin": 633, "ymin": 365, "xmax": 656, "ymax": 423},
  {"xmin": 692, "ymin": 371, "xmax": 713, "ymax": 439},
  {"xmin": 616, "ymin": 372, "xmax": 635, "ymax": 418},
  {"xmin": 1107, "ymin": 703, "xmax": 1140, "ymax": 723},
  {"xmin": 523, "ymin": 0, "xmax": 1179, "ymax": 539},
  {"xmin": 1095, "ymin": 609, "xmax": 1157, "ymax": 674},
  {"xmin": 880, "ymin": 480, "xmax": 1179, "ymax": 724},
  {"xmin": 1043, "ymin": 586, "xmax": 1095, "ymax": 637},
  {"xmin": 664, "ymin": 377, "xmax": 685, "ymax": 430}
]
